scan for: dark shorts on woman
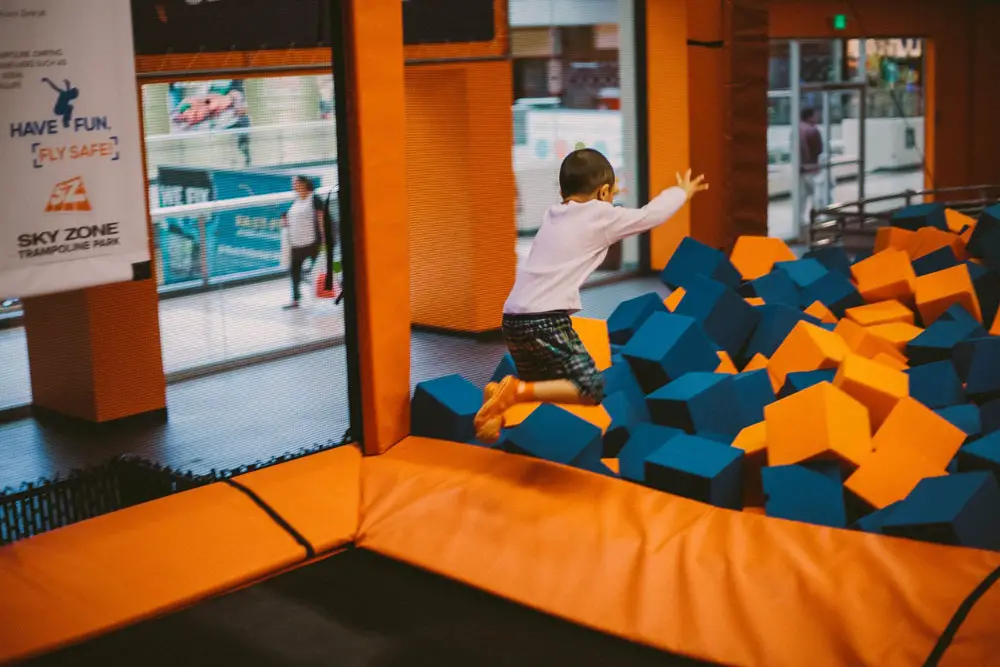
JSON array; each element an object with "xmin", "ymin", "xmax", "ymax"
[{"xmin": 501, "ymin": 311, "xmax": 605, "ymax": 403}]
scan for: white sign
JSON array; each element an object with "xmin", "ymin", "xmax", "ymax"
[{"xmin": 0, "ymin": 1, "xmax": 149, "ymax": 299}]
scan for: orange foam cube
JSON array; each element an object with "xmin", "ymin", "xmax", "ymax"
[
  {"xmin": 732, "ymin": 421, "xmax": 768, "ymax": 507},
  {"xmin": 865, "ymin": 322, "xmax": 924, "ymax": 352},
  {"xmin": 834, "ymin": 318, "xmax": 908, "ymax": 363},
  {"xmin": 945, "ymin": 209, "xmax": 976, "ymax": 234},
  {"xmin": 874, "ymin": 226, "xmax": 916, "ymax": 253},
  {"xmin": 992, "ymin": 309, "xmax": 1000, "ymax": 337},
  {"xmin": 873, "ymin": 396, "xmax": 967, "ymax": 469},
  {"xmin": 572, "ymin": 317, "xmax": 612, "ymax": 371},
  {"xmin": 716, "ymin": 351, "xmax": 738, "ymax": 374},
  {"xmin": 833, "ymin": 353, "xmax": 909, "ymax": 430},
  {"xmin": 805, "ymin": 300, "xmax": 837, "ymax": 324},
  {"xmin": 871, "ymin": 352, "xmax": 909, "ymax": 372},
  {"xmin": 845, "ymin": 448, "xmax": 944, "ymax": 510},
  {"xmin": 730, "ymin": 236, "xmax": 797, "ymax": 281},
  {"xmin": 744, "ymin": 296, "xmax": 766, "ymax": 307},
  {"xmin": 664, "ymin": 287, "xmax": 686, "ymax": 312},
  {"xmin": 907, "ymin": 226, "xmax": 968, "ymax": 262},
  {"xmin": 743, "ymin": 353, "xmax": 769, "ymax": 372},
  {"xmin": 764, "ymin": 382, "xmax": 873, "ymax": 469},
  {"xmin": 845, "ymin": 300, "xmax": 914, "ymax": 327},
  {"xmin": 914, "ymin": 264, "xmax": 982, "ymax": 324},
  {"xmin": 851, "ymin": 249, "xmax": 917, "ymax": 304},
  {"xmin": 768, "ymin": 321, "xmax": 850, "ymax": 389},
  {"xmin": 602, "ymin": 458, "xmax": 620, "ymax": 475}
]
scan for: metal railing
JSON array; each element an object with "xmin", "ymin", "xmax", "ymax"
[{"xmin": 808, "ymin": 184, "xmax": 1000, "ymax": 251}]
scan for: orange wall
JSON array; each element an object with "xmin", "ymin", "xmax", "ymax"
[
  {"xmin": 970, "ymin": 2, "xmax": 1000, "ymax": 187},
  {"xmin": 686, "ymin": 1, "xmax": 727, "ymax": 250},
  {"xmin": 406, "ymin": 61, "xmax": 516, "ymax": 333}
]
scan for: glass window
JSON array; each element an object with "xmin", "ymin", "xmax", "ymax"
[{"xmin": 511, "ymin": 0, "xmax": 642, "ymax": 280}]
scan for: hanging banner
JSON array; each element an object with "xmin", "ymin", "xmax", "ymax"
[{"xmin": 0, "ymin": 0, "xmax": 149, "ymax": 299}]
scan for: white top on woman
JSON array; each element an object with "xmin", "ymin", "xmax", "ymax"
[{"xmin": 287, "ymin": 196, "xmax": 318, "ymax": 248}]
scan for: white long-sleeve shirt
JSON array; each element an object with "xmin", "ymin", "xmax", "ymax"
[{"xmin": 504, "ymin": 186, "xmax": 688, "ymax": 315}]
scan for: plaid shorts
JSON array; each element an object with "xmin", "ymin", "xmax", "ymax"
[{"xmin": 501, "ymin": 311, "xmax": 605, "ymax": 403}]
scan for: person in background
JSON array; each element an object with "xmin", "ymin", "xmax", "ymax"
[
  {"xmin": 799, "ymin": 107, "xmax": 824, "ymax": 234},
  {"xmin": 281, "ymin": 176, "xmax": 324, "ymax": 310}
]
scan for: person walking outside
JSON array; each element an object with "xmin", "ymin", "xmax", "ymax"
[
  {"xmin": 799, "ymin": 107, "xmax": 824, "ymax": 237},
  {"xmin": 281, "ymin": 176, "xmax": 324, "ymax": 310}
]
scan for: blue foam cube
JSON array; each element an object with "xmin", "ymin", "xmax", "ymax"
[
  {"xmin": 607, "ymin": 292, "xmax": 669, "ymax": 346},
  {"xmin": 890, "ymin": 202, "xmax": 949, "ymax": 231},
  {"xmin": 644, "ymin": 434, "xmax": 744, "ymax": 509},
  {"xmin": 907, "ymin": 361, "xmax": 965, "ymax": 409},
  {"xmin": 618, "ymin": 423, "xmax": 684, "ymax": 483},
  {"xmin": 742, "ymin": 304, "xmax": 812, "ymax": 362},
  {"xmin": 962, "ymin": 338, "xmax": 1000, "ymax": 404},
  {"xmin": 968, "ymin": 204, "xmax": 1000, "ymax": 271},
  {"xmin": 603, "ymin": 360, "xmax": 651, "ymax": 422},
  {"xmin": 967, "ymin": 261, "xmax": 1000, "ymax": 330},
  {"xmin": 411, "ymin": 374, "xmax": 483, "ymax": 443},
  {"xmin": 981, "ymin": 398, "xmax": 1000, "ymax": 436},
  {"xmin": 912, "ymin": 246, "xmax": 959, "ymax": 277},
  {"xmin": 674, "ymin": 275, "xmax": 761, "ymax": 357},
  {"xmin": 773, "ymin": 258, "xmax": 828, "ymax": 289},
  {"xmin": 602, "ymin": 390, "xmax": 646, "ymax": 458},
  {"xmin": 622, "ymin": 312, "xmax": 719, "ymax": 394},
  {"xmin": 503, "ymin": 404, "xmax": 603, "ymax": 469},
  {"xmin": 731, "ymin": 369, "xmax": 776, "ymax": 430},
  {"xmin": 935, "ymin": 404, "xmax": 983, "ymax": 439},
  {"xmin": 853, "ymin": 502, "xmax": 902, "ymax": 535},
  {"xmin": 779, "ymin": 369, "xmax": 837, "ymax": 399},
  {"xmin": 958, "ymin": 431, "xmax": 1000, "ymax": 480},
  {"xmin": 804, "ymin": 245, "xmax": 852, "ymax": 278},
  {"xmin": 882, "ymin": 472, "xmax": 1000, "ymax": 551},
  {"xmin": 647, "ymin": 372, "xmax": 740, "ymax": 437},
  {"xmin": 907, "ymin": 318, "xmax": 986, "ymax": 367},
  {"xmin": 798, "ymin": 270, "xmax": 864, "ymax": 318},
  {"xmin": 762, "ymin": 464, "xmax": 848, "ymax": 528},
  {"xmin": 491, "ymin": 353, "xmax": 518, "ymax": 383},
  {"xmin": 747, "ymin": 270, "xmax": 800, "ymax": 309},
  {"xmin": 659, "ymin": 237, "xmax": 741, "ymax": 291},
  {"xmin": 852, "ymin": 250, "xmax": 873, "ymax": 264}
]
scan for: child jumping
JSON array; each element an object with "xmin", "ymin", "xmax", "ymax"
[{"xmin": 474, "ymin": 148, "xmax": 708, "ymax": 444}]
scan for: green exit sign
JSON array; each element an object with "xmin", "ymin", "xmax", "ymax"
[{"xmin": 833, "ymin": 14, "xmax": 848, "ymax": 30}]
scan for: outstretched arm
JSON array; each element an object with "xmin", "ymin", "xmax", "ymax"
[
  {"xmin": 41, "ymin": 77, "xmax": 60, "ymax": 92},
  {"xmin": 604, "ymin": 170, "xmax": 709, "ymax": 244}
]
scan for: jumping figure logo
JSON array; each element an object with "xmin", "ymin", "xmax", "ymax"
[
  {"xmin": 45, "ymin": 177, "xmax": 92, "ymax": 212},
  {"xmin": 41, "ymin": 77, "xmax": 79, "ymax": 128}
]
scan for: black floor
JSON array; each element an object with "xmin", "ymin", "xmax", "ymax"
[
  {"xmin": 2, "ymin": 277, "xmax": 668, "ymax": 489},
  {"xmin": 26, "ymin": 549, "xmax": 711, "ymax": 667}
]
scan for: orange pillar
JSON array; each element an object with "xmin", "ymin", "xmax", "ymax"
[
  {"xmin": 22, "ymin": 270, "xmax": 166, "ymax": 425},
  {"xmin": 406, "ymin": 61, "xmax": 516, "ymax": 333},
  {"xmin": 347, "ymin": 0, "xmax": 411, "ymax": 454},
  {"xmin": 646, "ymin": 0, "xmax": 692, "ymax": 270}
]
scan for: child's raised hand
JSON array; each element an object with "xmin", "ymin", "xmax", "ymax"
[{"xmin": 676, "ymin": 169, "xmax": 709, "ymax": 199}]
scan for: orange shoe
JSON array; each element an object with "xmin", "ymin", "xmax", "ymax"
[
  {"xmin": 474, "ymin": 376, "xmax": 522, "ymax": 431},
  {"xmin": 476, "ymin": 414, "xmax": 505, "ymax": 445}
]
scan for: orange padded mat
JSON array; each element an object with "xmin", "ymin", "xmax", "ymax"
[
  {"xmin": 357, "ymin": 437, "xmax": 1000, "ymax": 667},
  {"xmin": 0, "ymin": 445, "xmax": 361, "ymax": 663}
]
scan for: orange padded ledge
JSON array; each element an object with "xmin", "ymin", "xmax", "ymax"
[
  {"xmin": 232, "ymin": 445, "xmax": 362, "ymax": 554},
  {"xmin": 0, "ymin": 484, "xmax": 306, "ymax": 663},
  {"xmin": 357, "ymin": 437, "xmax": 1000, "ymax": 667}
]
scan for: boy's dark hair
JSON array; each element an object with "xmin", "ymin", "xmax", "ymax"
[
  {"xmin": 801, "ymin": 108, "xmax": 816, "ymax": 122},
  {"xmin": 559, "ymin": 148, "xmax": 615, "ymax": 199},
  {"xmin": 295, "ymin": 175, "xmax": 316, "ymax": 192}
]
